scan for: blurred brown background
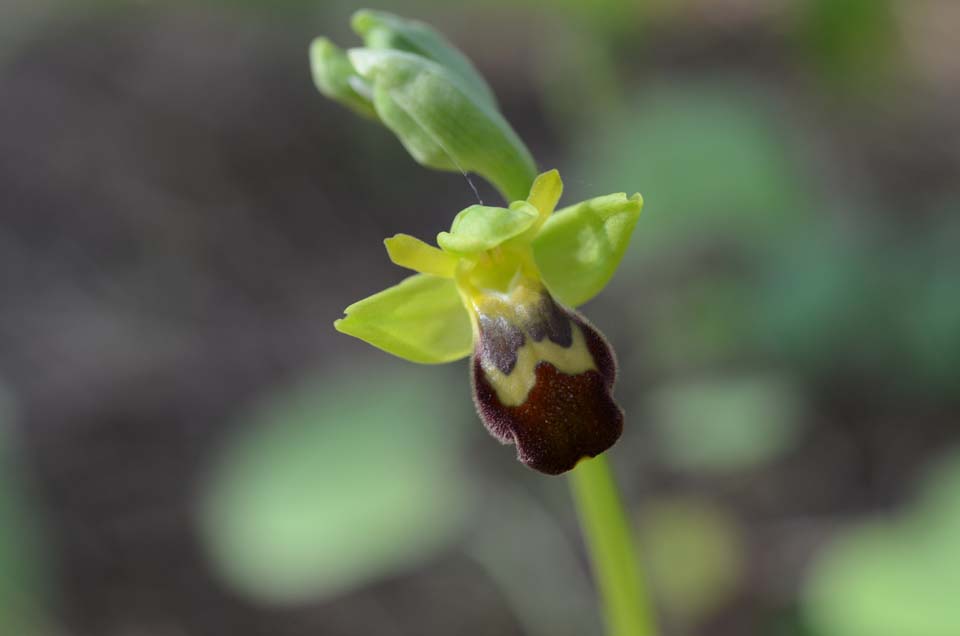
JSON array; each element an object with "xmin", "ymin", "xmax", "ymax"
[{"xmin": 1, "ymin": 1, "xmax": 959, "ymax": 635}]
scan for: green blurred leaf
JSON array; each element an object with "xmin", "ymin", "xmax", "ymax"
[
  {"xmin": 756, "ymin": 214, "xmax": 960, "ymax": 397},
  {"xmin": 648, "ymin": 374, "xmax": 805, "ymax": 473},
  {"xmin": 804, "ymin": 450, "xmax": 960, "ymax": 636},
  {"xmin": 199, "ymin": 365, "xmax": 471, "ymax": 604},
  {"xmin": 645, "ymin": 274, "xmax": 756, "ymax": 371},
  {"xmin": 573, "ymin": 81, "xmax": 808, "ymax": 264},
  {"xmin": 335, "ymin": 273, "xmax": 472, "ymax": 364},
  {"xmin": 754, "ymin": 229, "xmax": 880, "ymax": 372},
  {"xmin": 905, "ymin": 211, "xmax": 960, "ymax": 392},
  {"xmin": 795, "ymin": 0, "xmax": 900, "ymax": 88},
  {"xmin": 638, "ymin": 497, "xmax": 744, "ymax": 625},
  {"xmin": 914, "ymin": 451, "xmax": 960, "ymax": 546},
  {"xmin": 533, "ymin": 193, "xmax": 642, "ymax": 308}
]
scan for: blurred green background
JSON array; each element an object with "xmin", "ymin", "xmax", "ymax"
[{"xmin": 1, "ymin": 1, "xmax": 958, "ymax": 635}]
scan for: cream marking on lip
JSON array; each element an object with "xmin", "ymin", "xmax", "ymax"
[{"xmin": 481, "ymin": 322, "xmax": 596, "ymax": 407}]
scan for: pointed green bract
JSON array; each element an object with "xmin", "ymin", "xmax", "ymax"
[
  {"xmin": 351, "ymin": 9, "xmax": 497, "ymax": 109},
  {"xmin": 309, "ymin": 38, "xmax": 377, "ymax": 120},
  {"xmin": 437, "ymin": 201, "xmax": 539, "ymax": 255},
  {"xmin": 334, "ymin": 274, "xmax": 472, "ymax": 364},
  {"xmin": 533, "ymin": 193, "xmax": 643, "ymax": 308},
  {"xmin": 384, "ymin": 234, "xmax": 457, "ymax": 277},
  {"xmin": 349, "ymin": 48, "xmax": 536, "ymax": 202}
]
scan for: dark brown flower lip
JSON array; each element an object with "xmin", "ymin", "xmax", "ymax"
[{"xmin": 470, "ymin": 292, "xmax": 622, "ymax": 475}]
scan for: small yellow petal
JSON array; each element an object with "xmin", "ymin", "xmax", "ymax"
[
  {"xmin": 526, "ymin": 169, "xmax": 564, "ymax": 224},
  {"xmin": 384, "ymin": 233, "xmax": 458, "ymax": 277}
]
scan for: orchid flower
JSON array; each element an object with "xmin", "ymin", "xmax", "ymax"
[{"xmin": 334, "ymin": 170, "xmax": 641, "ymax": 473}]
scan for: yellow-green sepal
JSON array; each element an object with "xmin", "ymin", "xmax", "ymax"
[
  {"xmin": 309, "ymin": 38, "xmax": 377, "ymax": 120},
  {"xmin": 436, "ymin": 201, "xmax": 539, "ymax": 255},
  {"xmin": 384, "ymin": 234, "xmax": 457, "ymax": 277},
  {"xmin": 533, "ymin": 192, "xmax": 643, "ymax": 307},
  {"xmin": 334, "ymin": 274, "xmax": 472, "ymax": 364}
]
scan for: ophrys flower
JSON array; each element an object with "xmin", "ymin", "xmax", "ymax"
[{"xmin": 335, "ymin": 170, "xmax": 642, "ymax": 473}]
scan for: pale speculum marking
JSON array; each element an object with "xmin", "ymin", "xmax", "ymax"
[{"xmin": 474, "ymin": 290, "xmax": 597, "ymax": 407}]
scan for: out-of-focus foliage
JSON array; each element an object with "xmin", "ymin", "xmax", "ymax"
[
  {"xmin": 757, "ymin": 212, "xmax": 960, "ymax": 394},
  {"xmin": 574, "ymin": 81, "xmax": 808, "ymax": 264},
  {"xmin": 804, "ymin": 449, "xmax": 960, "ymax": 636},
  {"xmin": 647, "ymin": 375, "xmax": 805, "ymax": 473},
  {"xmin": 572, "ymin": 81, "xmax": 811, "ymax": 374},
  {"xmin": 198, "ymin": 364, "xmax": 471, "ymax": 604},
  {"xmin": 901, "ymin": 211, "xmax": 960, "ymax": 392},
  {"xmin": 795, "ymin": 0, "xmax": 901, "ymax": 88},
  {"xmin": 469, "ymin": 488, "xmax": 601, "ymax": 636},
  {"xmin": 638, "ymin": 497, "xmax": 744, "ymax": 626},
  {"xmin": 0, "ymin": 388, "xmax": 50, "ymax": 636}
]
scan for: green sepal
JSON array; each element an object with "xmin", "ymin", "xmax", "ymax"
[
  {"xmin": 309, "ymin": 38, "xmax": 378, "ymax": 120},
  {"xmin": 437, "ymin": 201, "xmax": 539, "ymax": 255},
  {"xmin": 533, "ymin": 193, "xmax": 643, "ymax": 307},
  {"xmin": 348, "ymin": 48, "xmax": 536, "ymax": 202},
  {"xmin": 351, "ymin": 9, "xmax": 497, "ymax": 110},
  {"xmin": 334, "ymin": 274, "xmax": 472, "ymax": 364}
]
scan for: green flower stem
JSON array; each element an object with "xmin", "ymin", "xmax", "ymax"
[{"xmin": 569, "ymin": 455, "xmax": 658, "ymax": 636}]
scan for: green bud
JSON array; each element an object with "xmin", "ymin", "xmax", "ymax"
[
  {"xmin": 349, "ymin": 48, "xmax": 536, "ymax": 202},
  {"xmin": 351, "ymin": 9, "xmax": 497, "ymax": 110},
  {"xmin": 309, "ymin": 37, "xmax": 377, "ymax": 120},
  {"xmin": 310, "ymin": 10, "xmax": 537, "ymax": 203}
]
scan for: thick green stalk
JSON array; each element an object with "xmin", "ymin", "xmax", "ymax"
[{"xmin": 569, "ymin": 455, "xmax": 658, "ymax": 636}]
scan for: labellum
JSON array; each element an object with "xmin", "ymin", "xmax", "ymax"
[{"xmin": 462, "ymin": 266, "xmax": 623, "ymax": 474}]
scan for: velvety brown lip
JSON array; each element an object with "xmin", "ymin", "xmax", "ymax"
[{"xmin": 472, "ymin": 309, "xmax": 622, "ymax": 475}]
